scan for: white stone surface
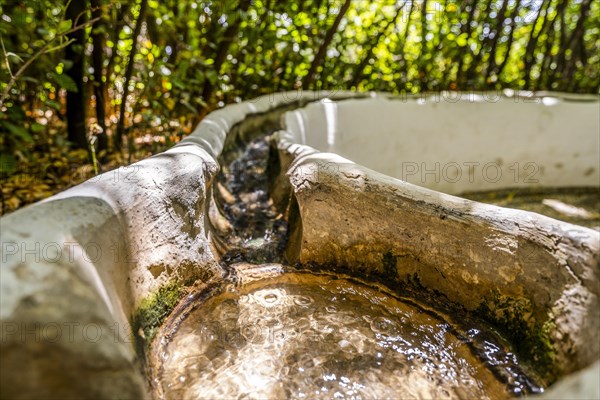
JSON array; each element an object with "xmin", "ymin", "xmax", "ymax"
[
  {"xmin": 278, "ymin": 148, "xmax": 599, "ymax": 376},
  {"xmin": 283, "ymin": 93, "xmax": 600, "ymax": 194},
  {"xmin": 278, "ymin": 92, "xmax": 600, "ymax": 394},
  {"xmin": 0, "ymin": 90, "xmax": 345, "ymax": 398},
  {"xmin": 537, "ymin": 360, "xmax": 600, "ymax": 399}
]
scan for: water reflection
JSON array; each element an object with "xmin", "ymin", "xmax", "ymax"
[{"xmin": 159, "ymin": 272, "xmax": 538, "ymax": 399}]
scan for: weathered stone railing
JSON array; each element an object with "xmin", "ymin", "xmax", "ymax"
[
  {"xmin": 275, "ymin": 93, "xmax": 599, "ymax": 393},
  {"xmin": 1, "ymin": 91, "xmax": 598, "ymax": 399}
]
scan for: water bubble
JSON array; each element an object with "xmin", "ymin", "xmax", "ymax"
[
  {"xmin": 264, "ymin": 294, "xmax": 278, "ymax": 303},
  {"xmin": 293, "ymin": 295, "xmax": 313, "ymax": 306},
  {"xmin": 370, "ymin": 317, "xmax": 402, "ymax": 337},
  {"xmin": 254, "ymin": 288, "xmax": 285, "ymax": 307},
  {"xmin": 338, "ymin": 339, "xmax": 352, "ymax": 349}
]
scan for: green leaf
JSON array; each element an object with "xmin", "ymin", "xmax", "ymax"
[
  {"xmin": 21, "ymin": 76, "xmax": 40, "ymax": 84},
  {"xmin": 49, "ymin": 72, "xmax": 79, "ymax": 92},
  {"xmin": 31, "ymin": 123, "xmax": 46, "ymax": 133},
  {"xmin": 36, "ymin": 28, "xmax": 50, "ymax": 36},
  {"xmin": 58, "ymin": 20, "xmax": 72, "ymax": 32},
  {"xmin": 195, "ymin": 97, "xmax": 208, "ymax": 107},
  {"xmin": 44, "ymin": 99, "xmax": 62, "ymax": 111},
  {"xmin": 171, "ymin": 77, "xmax": 186, "ymax": 90},
  {"xmin": 2, "ymin": 121, "xmax": 33, "ymax": 143},
  {"xmin": 0, "ymin": 154, "xmax": 17, "ymax": 175},
  {"xmin": 181, "ymin": 100, "xmax": 197, "ymax": 113},
  {"xmin": 61, "ymin": 59, "xmax": 74, "ymax": 70},
  {"xmin": 206, "ymin": 70, "xmax": 218, "ymax": 84}
]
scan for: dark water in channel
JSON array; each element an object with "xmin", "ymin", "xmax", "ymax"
[{"xmin": 158, "ymin": 270, "xmax": 540, "ymax": 400}]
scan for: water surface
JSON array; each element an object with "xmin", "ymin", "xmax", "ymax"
[{"xmin": 158, "ymin": 271, "xmax": 539, "ymax": 399}]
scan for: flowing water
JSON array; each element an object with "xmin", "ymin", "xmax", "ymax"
[
  {"xmin": 157, "ymin": 268, "xmax": 540, "ymax": 400},
  {"xmin": 156, "ymin": 126, "xmax": 553, "ymax": 399}
]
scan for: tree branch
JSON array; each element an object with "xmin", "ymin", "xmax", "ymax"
[
  {"xmin": 303, "ymin": 0, "xmax": 352, "ymax": 88},
  {"xmin": 350, "ymin": 2, "xmax": 405, "ymax": 87},
  {"xmin": 0, "ymin": 15, "xmax": 100, "ymax": 108}
]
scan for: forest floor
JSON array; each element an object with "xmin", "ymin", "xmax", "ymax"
[{"xmin": 0, "ymin": 120, "xmax": 174, "ymax": 216}]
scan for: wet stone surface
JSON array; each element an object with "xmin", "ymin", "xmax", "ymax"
[
  {"xmin": 188, "ymin": 125, "xmax": 554, "ymax": 399},
  {"xmin": 157, "ymin": 270, "xmax": 541, "ymax": 400},
  {"xmin": 216, "ymin": 136, "xmax": 289, "ymax": 264}
]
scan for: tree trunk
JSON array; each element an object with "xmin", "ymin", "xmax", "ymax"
[
  {"xmin": 417, "ymin": 0, "xmax": 429, "ymax": 90},
  {"xmin": 395, "ymin": 0, "xmax": 416, "ymax": 90},
  {"xmin": 463, "ymin": 0, "xmax": 495, "ymax": 84},
  {"xmin": 90, "ymin": 0, "xmax": 108, "ymax": 156},
  {"xmin": 558, "ymin": 0, "xmax": 592, "ymax": 90},
  {"xmin": 200, "ymin": 0, "xmax": 252, "ymax": 108},
  {"xmin": 115, "ymin": 0, "xmax": 148, "ymax": 151},
  {"xmin": 523, "ymin": 0, "xmax": 551, "ymax": 89},
  {"xmin": 105, "ymin": 3, "xmax": 132, "ymax": 87},
  {"xmin": 105, "ymin": 2, "xmax": 131, "ymax": 118},
  {"xmin": 429, "ymin": 0, "xmax": 447, "ymax": 86},
  {"xmin": 65, "ymin": 0, "xmax": 88, "ymax": 149},
  {"xmin": 495, "ymin": 0, "xmax": 522, "ymax": 80},
  {"xmin": 539, "ymin": 0, "xmax": 567, "ymax": 89},
  {"xmin": 550, "ymin": 0, "xmax": 568, "ymax": 85},
  {"xmin": 168, "ymin": 1, "xmax": 189, "ymax": 64},
  {"xmin": 455, "ymin": 0, "xmax": 478, "ymax": 85},
  {"xmin": 483, "ymin": 0, "xmax": 509, "ymax": 83}
]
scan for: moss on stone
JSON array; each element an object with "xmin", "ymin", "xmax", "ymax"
[
  {"xmin": 476, "ymin": 289, "xmax": 557, "ymax": 383},
  {"xmin": 382, "ymin": 252, "xmax": 398, "ymax": 278},
  {"xmin": 534, "ymin": 319, "xmax": 557, "ymax": 377},
  {"xmin": 132, "ymin": 281, "xmax": 182, "ymax": 356},
  {"xmin": 131, "ymin": 261, "xmax": 220, "ymax": 359}
]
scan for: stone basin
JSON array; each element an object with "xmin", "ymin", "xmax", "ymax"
[{"xmin": 0, "ymin": 91, "xmax": 598, "ymax": 399}]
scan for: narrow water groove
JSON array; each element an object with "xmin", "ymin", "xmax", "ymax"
[{"xmin": 155, "ymin": 104, "xmax": 544, "ymax": 399}]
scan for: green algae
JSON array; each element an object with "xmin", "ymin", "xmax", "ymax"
[
  {"xmin": 132, "ymin": 281, "xmax": 183, "ymax": 357},
  {"xmin": 476, "ymin": 289, "xmax": 557, "ymax": 384}
]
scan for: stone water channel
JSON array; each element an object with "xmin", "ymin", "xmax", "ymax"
[
  {"xmin": 1, "ymin": 92, "xmax": 598, "ymax": 399},
  {"xmin": 153, "ymin": 130, "xmax": 543, "ymax": 399}
]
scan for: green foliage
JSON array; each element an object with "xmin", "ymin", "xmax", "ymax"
[
  {"xmin": 48, "ymin": 71, "xmax": 78, "ymax": 92},
  {"xmin": 2, "ymin": 121, "xmax": 32, "ymax": 143}
]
